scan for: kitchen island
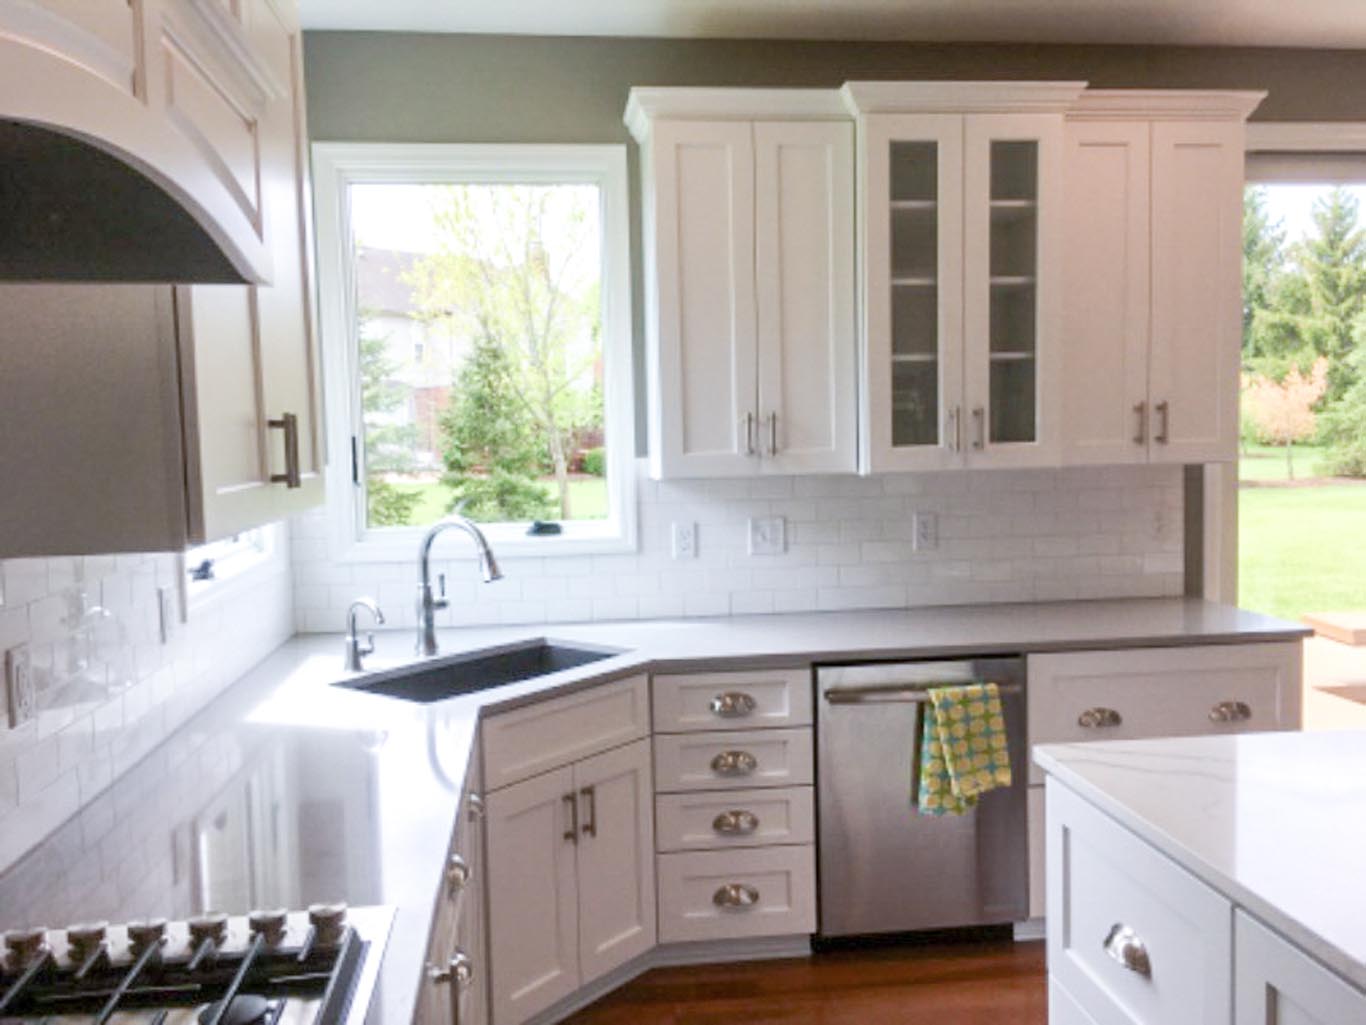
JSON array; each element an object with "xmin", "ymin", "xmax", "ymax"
[
  {"xmin": 0, "ymin": 598, "xmax": 1308, "ymax": 1025},
  {"xmin": 1035, "ymin": 730, "xmax": 1366, "ymax": 1024}
]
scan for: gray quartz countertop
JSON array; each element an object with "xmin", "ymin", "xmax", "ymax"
[
  {"xmin": 0, "ymin": 597, "xmax": 1308, "ymax": 1025},
  {"xmin": 1034, "ymin": 731, "xmax": 1366, "ymax": 992}
]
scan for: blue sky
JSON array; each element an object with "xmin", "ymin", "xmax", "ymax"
[{"xmin": 1256, "ymin": 184, "xmax": 1366, "ymax": 247}]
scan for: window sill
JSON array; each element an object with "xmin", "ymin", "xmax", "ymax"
[{"xmin": 332, "ymin": 520, "xmax": 639, "ymax": 564}]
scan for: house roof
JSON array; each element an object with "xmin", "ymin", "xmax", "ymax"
[{"xmin": 355, "ymin": 246, "xmax": 422, "ymax": 318}]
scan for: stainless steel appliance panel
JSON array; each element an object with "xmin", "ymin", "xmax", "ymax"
[{"xmin": 816, "ymin": 657, "xmax": 1028, "ymax": 937}]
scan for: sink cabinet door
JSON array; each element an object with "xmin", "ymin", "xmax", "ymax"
[
  {"xmin": 1236, "ymin": 911, "xmax": 1366, "ymax": 1025},
  {"xmin": 573, "ymin": 738, "xmax": 656, "ymax": 986},
  {"xmin": 486, "ymin": 766, "xmax": 579, "ymax": 1025}
]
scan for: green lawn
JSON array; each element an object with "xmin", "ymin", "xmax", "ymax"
[
  {"xmin": 1239, "ymin": 442, "xmax": 1331, "ymax": 482},
  {"xmin": 1238, "ymin": 485, "xmax": 1366, "ymax": 621},
  {"xmin": 389, "ymin": 475, "xmax": 609, "ymax": 525}
]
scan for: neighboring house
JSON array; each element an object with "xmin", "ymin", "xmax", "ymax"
[{"xmin": 355, "ymin": 246, "xmax": 467, "ymax": 467}]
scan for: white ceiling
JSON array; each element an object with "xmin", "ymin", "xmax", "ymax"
[{"xmin": 298, "ymin": 0, "xmax": 1366, "ymax": 49}]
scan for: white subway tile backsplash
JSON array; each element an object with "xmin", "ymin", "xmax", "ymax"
[
  {"xmin": 0, "ymin": 540, "xmax": 292, "ymax": 875},
  {"xmin": 290, "ymin": 463, "xmax": 1185, "ymax": 632}
]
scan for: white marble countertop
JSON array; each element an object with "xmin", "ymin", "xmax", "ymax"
[
  {"xmin": 1034, "ymin": 731, "xmax": 1366, "ymax": 992},
  {"xmin": 0, "ymin": 597, "xmax": 1307, "ymax": 1025}
]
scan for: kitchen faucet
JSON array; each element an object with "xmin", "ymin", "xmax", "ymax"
[
  {"xmin": 416, "ymin": 515, "xmax": 503, "ymax": 656},
  {"xmin": 344, "ymin": 597, "xmax": 385, "ymax": 672}
]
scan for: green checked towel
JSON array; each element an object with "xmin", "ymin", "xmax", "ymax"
[{"xmin": 917, "ymin": 683, "xmax": 1012, "ymax": 816}]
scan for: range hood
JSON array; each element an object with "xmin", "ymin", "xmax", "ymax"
[{"xmin": 0, "ymin": 119, "xmax": 249, "ymax": 283}]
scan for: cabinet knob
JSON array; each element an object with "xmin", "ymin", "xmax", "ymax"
[
  {"xmin": 1209, "ymin": 700, "xmax": 1252, "ymax": 723},
  {"xmin": 445, "ymin": 854, "xmax": 471, "ymax": 897},
  {"xmin": 712, "ymin": 810, "xmax": 760, "ymax": 836},
  {"xmin": 709, "ymin": 692, "xmax": 757, "ymax": 718},
  {"xmin": 268, "ymin": 412, "xmax": 302, "ymax": 488},
  {"xmin": 1103, "ymin": 923, "xmax": 1152, "ymax": 978},
  {"xmin": 466, "ymin": 792, "xmax": 484, "ymax": 821},
  {"xmin": 1077, "ymin": 707, "xmax": 1122, "ymax": 729},
  {"xmin": 710, "ymin": 750, "xmax": 758, "ymax": 776},
  {"xmin": 713, "ymin": 883, "xmax": 760, "ymax": 910}
]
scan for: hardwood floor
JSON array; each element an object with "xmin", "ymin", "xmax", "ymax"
[{"xmin": 566, "ymin": 938, "xmax": 1048, "ymax": 1024}]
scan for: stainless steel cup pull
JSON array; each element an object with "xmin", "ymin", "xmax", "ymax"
[
  {"xmin": 710, "ymin": 692, "xmax": 757, "ymax": 718},
  {"xmin": 445, "ymin": 854, "xmax": 471, "ymax": 897},
  {"xmin": 1103, "ymin": 923, "xmax": 1152, "ymax": 978},
  {"xmin": 1078, "ymin": 707, "xmax": 1123, "ymax": 729},
  {"xmin": 713, "ymin": 883, "xmax": 760, "ymax": 909},
  {"xmin": 710, "ymin": 750, "xmax": 758, "ymax": 776},
  {"xmin": 712, "ymin": 810, "xmax": 760, "ymax": 835},
  {"xmin": 267, "ymin": 412, "xmax": 302, "ymax": 488},
  {"xmin": 1209, "ymin": 700, "xmax": 1252, "ymax": 723}
]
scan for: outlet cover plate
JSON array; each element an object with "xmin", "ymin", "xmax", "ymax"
[
  {"xmin": 747, "ymin": 516, "xmax": 787, "ymax": 556},
  {"xmin": 913, "ymin": 511, "xmax": 939, "ymax": 552},
  {"xmin": 671, "ymin": 522, "xmax": 698, "ymax": 560},
  {"xmin": 5, "ymin": 644, "xmax": 34, "ymax": 729}
]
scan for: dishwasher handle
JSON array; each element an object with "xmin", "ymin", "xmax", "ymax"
[{"xmin": 824, "ymin": 681, "xmax": 1023, "ymax": 705}]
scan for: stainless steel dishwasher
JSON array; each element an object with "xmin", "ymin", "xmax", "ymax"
[{"xmin": 816, "ymin": 657, "xmax": 1028, "ymax": 937}]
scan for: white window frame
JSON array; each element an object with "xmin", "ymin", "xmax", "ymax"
[
  {"xmin": 1212, "ymin": 124, "xmax": 1366, "ymax": 602},
  {"xmin": 182, "ymin": 522, "xmax": 283, "ymax": 610},
  {"xmin": 312, "ymin": 142, "xmax": 637, "ymax": 562}
]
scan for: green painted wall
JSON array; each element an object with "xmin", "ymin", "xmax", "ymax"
[{"xmin": 302, "ymin": 32, "xmax": 1366, "ymax": 449}]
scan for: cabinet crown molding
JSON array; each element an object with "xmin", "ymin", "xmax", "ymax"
[
  {"xmin": 623, "ymin": 87, "xmax": 848, "ymax": 142},
  {"xmin": 840, "ymin": 80, "xmax": 1088, "ymax": 116},
  {"xmin": 1067, "ymin": 89, "xmax": 1266, "ymax": 122}
]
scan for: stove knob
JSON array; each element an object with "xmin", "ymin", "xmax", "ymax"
[
  {"xmin": 126, "ymin": 918, "xmax": 168, "ymax": 955},
  {"xmin": 248, "ymin": 909, "xmax": 289, "ymax": 945},
  {"xmin": 187, "ymin": 912, "xmax": 229, "ymax": 947},
  {"xmin": 65, "ymin": 922, "xmax": 108, "ymax": 960},
  {"xmin": 3, "ymin": 927, "xmax": 49, "ymax": 963},
  {"xmin": 307, "ymin": 903, "xmax": 348, "ymax": 946}
]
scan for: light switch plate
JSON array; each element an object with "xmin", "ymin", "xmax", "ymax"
[
  {"xmin": 5, "ymin": 644, "xmax": 34, "ymax": 729},
  {"xmin": 671, "ymin": 522, "xmax": 698, "ymax": 560},
  {"xmin": 747, "ymin": 516, "xmax": 786, "ymax": 556},
  {"xmin": 913, "ymin": 511, "xmax": 939, "ymax": 552}
]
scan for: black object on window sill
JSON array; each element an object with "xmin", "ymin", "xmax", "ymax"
[
  {"xmin": 527, "ymin": 521, "xmax": 563, "ymax": 536},
  {"xmin": 189, "ymin": 558, "xmax": 215, "ymax": 582}
]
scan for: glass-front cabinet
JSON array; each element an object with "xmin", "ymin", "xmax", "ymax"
[{"xmin": 850, "ymin": 84, "xmax": 1076, "ymax": 472}]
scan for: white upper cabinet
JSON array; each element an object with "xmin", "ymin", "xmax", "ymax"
[
  {"xmin": 845, "ymin": 83, "xmax": 1080, "ymax": 473},
  {"xmin": 1060, "ymin": 92, "xmax": 1263, "ymax": 466},
  {"xmin": 628, "ymin": 90, "xmax": 857, "ymax": 479}
]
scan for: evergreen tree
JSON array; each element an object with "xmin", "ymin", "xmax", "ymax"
[
  {"xmin": 1242, "ymin": 188, "xmax": 1289, "ymax": 361},
  {"xmin": 1291, "ymin": 188, "xmax": 1366, "ymax": 401},
  {"xmin": 1320, "ymin": 318, "xmax": 1366, "ymax": 476},
  {"xmin": 439, "ymin": 335, "xmax": 553, "ymax": 521},
  {"xmin": 358, "ymin": 314, "xmax": 421, "ymax": 527}
]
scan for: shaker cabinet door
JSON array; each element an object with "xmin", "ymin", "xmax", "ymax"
[
  {"xmin": 753, "ymin": 120, "xmax": 857, "ymax": 476},
  {"xmin": 1149, "ymin": 120, "xmax": 1243, "ymax": 464},
  {"xmin": 1059, "ymin": 119, "xmax": 1152, "ymax": 466},
  {"xmin": 646, "ymin": 120, "xmax": 759, "ymax": 478},
  {"xmin": 1235, "ymin": 911, "xmax": 1366, "ymax": 1025},
  {"xmin": 486, "ymin": 766, "xmax": 580, "ymax": 1025}
]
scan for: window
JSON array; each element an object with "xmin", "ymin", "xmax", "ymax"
[
  {"xmin": 184, "ymin": 525, "xmax": 277, "ymax": 602},
  {"xmin": 312, "ymin": 144, "xmax": 636, "ymax": 560}
]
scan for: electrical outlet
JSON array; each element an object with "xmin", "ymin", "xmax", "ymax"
[
  {"xmin": 913, "ymin": 511, "xmax": 939, "ymax": 552},
  {"xmin": 157, "ymin": 586, "xmax": 177, "ymax": 645},
  {"xmin": 671, "ymin": 522, "xmax": 698, "ymax": 560},
  {"xmin": 747, "ymin": 516, "xmax": 787, "ymax": 556},
  {"xmin": 5, "ymin": 644, "xmax": 34, "ymax": 729}
]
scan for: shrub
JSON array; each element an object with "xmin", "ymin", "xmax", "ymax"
[{"xmin": 581, "ymin": 447, "xmax": 607, "ymax": 477}]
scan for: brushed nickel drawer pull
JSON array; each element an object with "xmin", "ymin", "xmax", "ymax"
[
  {"xmin": 709, "ymin": 692, "xmax": 758, "ymax": 718},
  {"xmin": 710, "ymin": 750, "xmax": 758, "ymax": 776},
  {"xmin": 713, "ymin": 883, "xmax": 760, "ymax": 909},
  {"xmin": 972, "ymin": 405, "xmax": 986, "ymax": 450},
  {"xmin": 445, "ymin": 854, "xmax": 470, "ymax": 897},
  {"xmin": 267, "ymin": 412, "xmax": 302, "ymax": 488},
  {"xmin": 579, "ymin": 785, "xmax": 597, "ymax": 838},
  {"xmin": 562, "ymin": 793, "xmax": 578, "ymax": 844},
  {"xmin": 1103, "ymin": 923, "xmax": 1152, "ymax": 978},
  {"xmin": 1209, "ymin": 700, "xmax": 1252, "ymax": 723},
  {"xmin": 712, "ymin": 810, "xmax": 760, "ymax": 835},
  {"xmin": 1078, "ymin": 707, "xmax": 1122, "ymax": 729},
  {"xmin": 1132, "ymin": 400, "xmax": 1147, "ymax": 445},
  {"xmin": 1154, "ymin": 400, "xmax": 1170, "ymax": 445}
]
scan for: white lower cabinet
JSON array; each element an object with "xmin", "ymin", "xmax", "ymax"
[
  {"xmin": 1236, "ymin": 911, "xmax": 1366, "ymax": 1025},
  {"xmin": 657, "ymin": 845, "xmax": 817, "ymax": 943},
  {"xmin": 485, "ymin": 738, "xmax": 654, "ymax": 1025}
]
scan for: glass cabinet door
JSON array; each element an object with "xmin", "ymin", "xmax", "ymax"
[
  {"xmin": 963, "ymin": 115, "xmax": 1060, "ymax": 465},
  {"xmin": 862, "ymin": 115, "xmax": 963, "ymax": 471}
]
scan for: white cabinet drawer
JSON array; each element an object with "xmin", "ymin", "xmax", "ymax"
[
  {"xmin": 482, "ymin": 675, "xmax": 650, "ymax": 791},
  {"xmin": 1047, "ymin": 782, "xmax": 1232, "ymax": 1025},
  {"xmin": 1236, "ymin": 911, "xmax": 1366, "ymax": 1025},
  {"xmin": 657, "ymin": 846, "xmax": 816, "ymax": 943},
  {"xmin": 655, "ymin": 786, "xmax": 814, "ymax": 852},
  {"xmin": 652, "ymin": 668, "xmax": 812, "ymax": 733},
  {"xmin": 653, "ymin": 728, "xmax": 813, "ymax": 793},
  {"xmin": 1027, "ymin": 643, "xmax": 1300, "ymax": 784}
]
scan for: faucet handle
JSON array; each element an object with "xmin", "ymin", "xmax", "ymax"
[{"xmin": 434, "ymin": 573, "xmax": 450, "ymax": 611}]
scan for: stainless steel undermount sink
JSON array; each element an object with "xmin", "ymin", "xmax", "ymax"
[{"xmin": 336, "ymin": 639, "xmax": 622, "ymax": 703}]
